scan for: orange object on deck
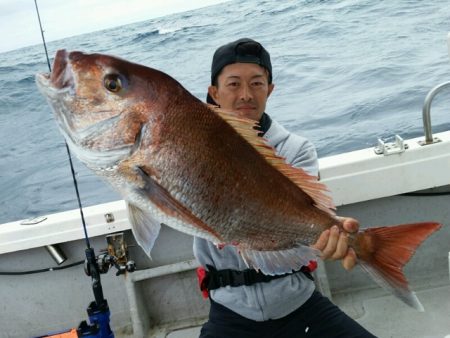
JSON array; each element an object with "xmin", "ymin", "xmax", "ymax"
[{"xmin": 42, "ymin": 328, "xmax": 78, "ymax": 338}]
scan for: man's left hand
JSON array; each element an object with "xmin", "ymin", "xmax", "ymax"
[{"xmin": 311, "ymin": 217, "xmax": 359, "ymax": 271}]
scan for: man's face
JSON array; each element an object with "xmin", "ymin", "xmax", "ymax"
[{"xmin": 208, "ymin": 63, "xmax": 274, "ymax": 121}]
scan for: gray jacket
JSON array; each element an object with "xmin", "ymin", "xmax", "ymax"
[{"xmin": 193, "ymin": 119, "xmax": 319, "ymax": 321}]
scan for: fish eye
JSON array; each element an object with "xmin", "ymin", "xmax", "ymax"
[{"xmin": 104, "ymin": 74, "xmax": 123, "ymax": 92}]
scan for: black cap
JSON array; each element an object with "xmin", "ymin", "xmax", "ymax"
[
  {"xmin": 207, "ymin": 38, "xmax": 272, "ymax": 104},
  {"xmin": 210, "ymin": 38, "xmax": 272, "ymax": 84}
]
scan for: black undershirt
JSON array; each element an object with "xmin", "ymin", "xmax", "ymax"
[{"xmin": 256, "ymin": 112, "xmax": 272, "ymax": 136}]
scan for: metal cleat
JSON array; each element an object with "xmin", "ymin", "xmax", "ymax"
[{"xmin": 374, "ymin": 135, "xmax": 408, "ymax": 155}]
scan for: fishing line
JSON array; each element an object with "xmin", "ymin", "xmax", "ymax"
[{"xmin": 34, "ymin": 0, "xmax": 91, "ymax": 249}]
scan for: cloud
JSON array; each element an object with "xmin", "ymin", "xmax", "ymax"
[{"xmin": 0, "ymin": 0, "xmax": 228, "ymax": 53}]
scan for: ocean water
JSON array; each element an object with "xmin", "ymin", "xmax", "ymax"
[{"xmin": 1, "ymin": 0, "xmax": 450, "ymax": 224}]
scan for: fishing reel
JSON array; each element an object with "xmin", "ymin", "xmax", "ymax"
[
  {"xmin": 84, "ymin": 232, "xmax": 136, "ymax": 277},
  {"xmin": 86, "ymin": 253, "xmax": 136, "ymax": 276}
]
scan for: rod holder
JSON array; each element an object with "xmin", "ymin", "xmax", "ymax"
[{"xmin": 45, "ymin": 244, "xmax": 67, "ymax": 265}]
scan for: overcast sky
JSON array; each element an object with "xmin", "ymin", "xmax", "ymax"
[{"xmin": 0, "ymin": 0, "xmax": 228, "ymax": 53}]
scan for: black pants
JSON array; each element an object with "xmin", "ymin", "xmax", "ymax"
[{"xmin": 199, "ymin": 291, "xmax": 377, "ymax": 338}]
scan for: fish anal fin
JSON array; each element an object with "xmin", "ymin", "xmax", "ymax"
[
  {"xmin": 356, "ymin": 222, "xmax": 442, "ymax": 311},
  {"xmin": 210, "ymin": 105, "xmax": 335, "ymax": 214},
  {"xmin": 239, "ymin": 244, "xmax": 320, "ymax": 276}
]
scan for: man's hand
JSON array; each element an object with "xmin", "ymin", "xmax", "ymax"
[{"xmin": 311, "ymin": 217, "xmax": 359, "ymax": 271}]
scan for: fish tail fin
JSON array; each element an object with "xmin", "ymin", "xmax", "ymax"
[{"xmin": 357, "ymin": 222, "xmax": 441, "ymax": 311}]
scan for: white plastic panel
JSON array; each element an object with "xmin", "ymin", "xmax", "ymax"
[
  {"xmin": 319, "ymin": 131, "xmax": 450, "ymax": 206},
  {"xmin": 0, "ymin": 200, "xmax": 129, "ymax": 254}
]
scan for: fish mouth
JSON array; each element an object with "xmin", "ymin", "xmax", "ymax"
[
  {"xmin": 35, "ymin": 49, "xmax": 74, "ymax": 97},
  {"xmin": 35, "ymin": 49, "xmax": 78, "ymax": 148}
]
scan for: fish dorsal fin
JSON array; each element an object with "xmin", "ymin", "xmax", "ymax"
[{"xmin": 210, "ymin": 105, "xmax": 335, "ymax": 214}]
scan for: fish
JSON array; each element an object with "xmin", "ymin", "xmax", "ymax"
[{"xmin": 36, "ymin": 50, "xmax": 441, "ymax": 311}]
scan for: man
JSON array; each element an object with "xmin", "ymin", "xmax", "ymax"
[{"xmin": 194, "ymin": 38, "xmax": 375, "ymax": 337}]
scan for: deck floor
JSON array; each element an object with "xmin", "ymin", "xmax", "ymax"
[
  {"xmin": 144, "ymin": 283, "xmax": 450, "ymax": 338},
  {"xmin": 337, "ymin": 284, "xmax": 450, "ymax": 338}
]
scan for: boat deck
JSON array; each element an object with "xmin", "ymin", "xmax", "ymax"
[{"xmin": 114, "ymin": 276, "xmax": 450, "ymax": 338}]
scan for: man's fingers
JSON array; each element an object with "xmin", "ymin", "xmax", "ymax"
[
  {"xmin": 331, "ymin": 231, "xmax": 349, "ymax": 260},
  {"xmin": 340, "ymin": 217, "xmax": 359, "ymax": 233},
  {"xmin": 321, "ymin": 225, "xmax": 340, "ymax": 259},
  {"xmin": 342, "ymin": 248, "xmax": 357, "ymax": 271},
  {"xmin": 312, "ymin": 217, "xmax": 360, "ymax": 265},
  {"xmin": 311, "ymin": 229, "xmax": 330, "ymax": 251}
]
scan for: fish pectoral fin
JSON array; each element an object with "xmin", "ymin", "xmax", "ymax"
[
  {"xmin": 240, "ymin": 245, "xmax": 320, "ymax": 276},
  {"xmin": 126, "ymin": 202, "xmax": 161, "ymax": 258},
  {"xmin": 135, "ymin": 166, "xmax": 223, "ymax": 241}
]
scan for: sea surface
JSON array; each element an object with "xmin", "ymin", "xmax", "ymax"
[{"xmin": 1, "ymin": 0, "xmax": 450, "ymax": 224}]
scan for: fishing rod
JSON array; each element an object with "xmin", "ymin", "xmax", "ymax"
[
  {"xmin": 34, "ymin": 0, "xmax": 91, "ymax": 251},
  {"xmin": 33, "ymin": 1, "xmax": 134, "ymax": 337}
]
